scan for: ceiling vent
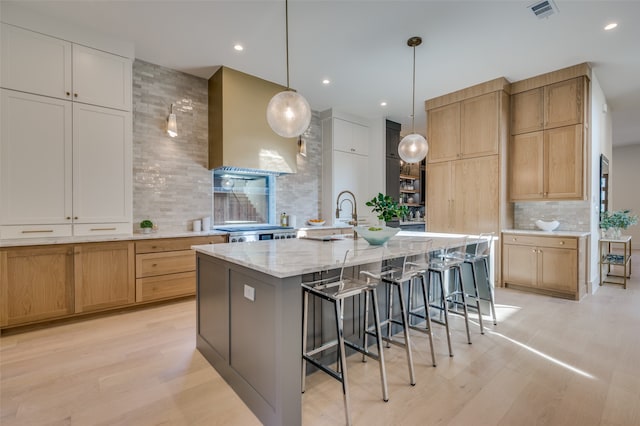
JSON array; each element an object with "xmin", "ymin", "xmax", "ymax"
[{"xmin": 528, "ymin": 0, "xmax": 559, "ymax": 19}]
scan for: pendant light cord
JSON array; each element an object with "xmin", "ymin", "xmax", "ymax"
[
  {"xmin": 411, "ymin": 43, "xmax": 416, "ymax": 134},
  {"xmin": 285, "ymin": 0, "xmax": 290, "ymax": 89}
]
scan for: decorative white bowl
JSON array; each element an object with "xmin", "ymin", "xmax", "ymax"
[
  {"xmin": 355, "ymin": 225, "xmax": 400, "ymax": 245},
  {"xmin": 535, "ymin": 220, "xmax": 560, "ymax": 232}
]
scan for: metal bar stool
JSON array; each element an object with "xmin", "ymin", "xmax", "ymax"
[
  {"xmin": 461, "ymin": 233, "xmax": 497, "ymax": 332},
  {"xmin": 301, "ymin": 247, "xmax": 388, "ymax": 426}
]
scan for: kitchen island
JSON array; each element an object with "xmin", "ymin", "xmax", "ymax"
[{"xmin": 193, "ymin": 232, "xmax": 472, "ymax": 426}]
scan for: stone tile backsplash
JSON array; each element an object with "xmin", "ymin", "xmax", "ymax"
[
  {"xmin": 132, "ymin": 60, "xmax": 323, "ymax": 232},
  {"xmin": 514, "ymin": 201, "xmax": 590, "ymax": 231}
]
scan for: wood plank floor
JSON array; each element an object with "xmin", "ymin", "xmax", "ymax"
[{"xmin": 2, "ymin": 252, "xmax": 639, "ymax": 425}]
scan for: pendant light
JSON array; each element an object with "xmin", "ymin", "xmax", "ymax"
[
  {"xmin": 266, "ymin": 0, "xmax": 311, "ymax": 138},
  {"xmin": 398, "ymin": 36, "xmax": 428, "ymax": 163},
  {"xmin": 167, "ymin": 103, "xmax": 178, "ymax": 138}
]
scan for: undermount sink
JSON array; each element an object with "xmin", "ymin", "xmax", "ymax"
[{"xmin": 535, "ymin": 220, "xmax": 560, "ymax": 232}]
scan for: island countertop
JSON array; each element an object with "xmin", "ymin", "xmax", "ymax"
[{"xmin": 193, "ymin": 231, "xmax": 467, "ymax": 278}]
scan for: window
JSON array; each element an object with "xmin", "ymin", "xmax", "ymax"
[{"xmin": 212, "ymin": 170, "xmax": 275, "ymax": 225}]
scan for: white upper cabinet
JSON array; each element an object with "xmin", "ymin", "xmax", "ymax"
[
  {"xmin": 0, "ymin": 23, "xmax": 132, "ymax": 111},
  {"xmin": 332, "ymin": 117, "xmax": 370, "ymax": 156},
  {"xmin": 72, "ymin": 44, "xmax": 132, "ymax": 111},
  {"xmin": 0, "ymin": 89, "xmax": 73, "ymax": 228},
  {"xmin": 1, "ymin": 24, "xmax": 72, "ymax": 101}
]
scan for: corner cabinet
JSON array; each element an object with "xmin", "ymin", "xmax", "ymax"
[
  {"xmin": 509, "ymin": 69, "xmax": 589, "ymax": 202},
  {"xmin": 502, "ymin": 232, "xmax": 587, "ymax": 300},
  {"xmin": 321, "ymin": 110, "xmax": 372, "ymax": 225},
  {"xmin": 0, "ymin": 23, "xmax": 132, "ymax": 239}
]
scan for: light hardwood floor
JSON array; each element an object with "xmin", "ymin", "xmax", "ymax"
[{"xmin": 2, "ymin": 252, "xmax": 639, "ymax": 426}]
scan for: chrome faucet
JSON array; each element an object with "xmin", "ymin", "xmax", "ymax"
[{"xmin": 336, "ymin": 190, "xmax": 358, "ymax": 239}]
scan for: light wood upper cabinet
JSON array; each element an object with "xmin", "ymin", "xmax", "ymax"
[
  {"xmin": 0, "ymin": 245, "xmax": 74, "ymax": 326},
  {"xmin": 427, "ymin": 103, "xmax": 460, "ymax": 163},
  {"xmin": 427, "ymin": 162, "xmax": 452, "ymax": 231},
  {"xmin": 511, "ymin": 88, "xmax": 543, "ymax": 135},
  {"xmin": 509, "ymin": 125, "xmax": 584, "ymax": 201},
  {"xmin": 544, "ymin": 77, "xmax": 584, "ymax": 129},
  {"xmin": 74, "ymin": 241, "xmax": 134, "ymax": 313},
  {"xmin": 461, "ymin": 92, "xmax": 500, "ymax": 158}
]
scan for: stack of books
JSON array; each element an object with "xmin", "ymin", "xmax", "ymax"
[{"xmin": 603, "ymin": 254, "xmax": 625, "ymax": 264}]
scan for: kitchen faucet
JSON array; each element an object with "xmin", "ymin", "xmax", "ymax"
[{"xmin": 336, "ymin": 190, "xmax": 358, "ymax": 239}]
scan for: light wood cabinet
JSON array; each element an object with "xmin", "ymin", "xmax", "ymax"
[
  {"xmin": 135, "ymin": 235, "xmax": 226, "ymax": 303},
  {"xmin": 427, "ymin": 156, "xmax": 499, "ymax": 234},
  {"xmin": 544, "ymin": 77, "xmax": 584, "ymax": 129},
  {"xmin": 509, "ymin": 125, "xmax": 584, "ymax": 201},
  {"xmin": 0, "ymin": 245, "xmax": 74, "ymax": 326},
  {"xmin": 502, "ymin": 233, "xmax": 586, "ymax": 300},
  {"xmin": 427, "ymin": 103, "xmax": 460, "ymax": 163},
  {"xmin": 74, "ymin": 241, "xmax": 134, "ymax": 313},
  {"xmin": 511, "ymin": 88, "xmax": 543, "ymax": 135}
]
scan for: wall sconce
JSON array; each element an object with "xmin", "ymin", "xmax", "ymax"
[
  {"xmin": 298, "ymin": 136, "xmax": 307, "ymax": 157},
  {"xmin": 167, "ymin": 103, "xmax": 178, "ymax": 138}
]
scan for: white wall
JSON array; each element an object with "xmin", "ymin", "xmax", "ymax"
[
  {"xmin": 611, "ymin": 144, "xmax": 640, "ymax": 243},
  {"xmin": 589, "ymin": 72, "xmax": 613, "ymax": 290}
]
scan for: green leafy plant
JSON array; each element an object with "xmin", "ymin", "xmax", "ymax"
[
  {"xmin": 600, "ymin": 210, "xmax": 638, "ymax": 230},
  {"xmin": 365, "ymin": 193, "xmax": 410, "ymax": 223},
  {"xmin": 140, "ymin": 219, "xmax": 154, "ymax": 229}
]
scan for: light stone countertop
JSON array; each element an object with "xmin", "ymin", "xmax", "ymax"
[
  {"xmin": 502, "ymin": 229, "xmax": 591, "ymax": 238},
  {"xmin": 0, "ymin": 229, "xmax": 228, "ymax": 248},
  {"xmin": 193, "ymin": 230, "xmax": 468, "ymax": 279}
]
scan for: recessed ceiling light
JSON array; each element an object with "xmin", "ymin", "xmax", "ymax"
[
  {"xmin": 234, "ymin": 44, "xmax": 244, "ymax": 51},
  {"xmin": 604, "ymin": 22, "xmax": 618, "ymax": 31},
  {"xmin": 322, "ymin": 79, "xmax": 330, "ymax": 85},
  {"xmin": 380, "ymin": 102, "xmax": 387, "ymax": 107}
]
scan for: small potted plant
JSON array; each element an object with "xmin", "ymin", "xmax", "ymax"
[
  {"xmin": 600, "ymin": 209, "xmax": 638, "ymax": 239},
  {"xmin": 366, "ymin": 193, "xmax": 410, "ymax": 224},
  {"xmin": 140, "ymin": 219, "xmax": 154, "ymax": 234}
]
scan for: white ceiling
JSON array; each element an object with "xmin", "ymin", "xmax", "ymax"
[{"xmin": 6, "ymin": 0, "xmax": 640, "ymax": 146}]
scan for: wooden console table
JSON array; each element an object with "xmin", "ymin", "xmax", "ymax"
[{"xmin": 599, "ymin": 235, "xmax": 632, "ymax": 289}]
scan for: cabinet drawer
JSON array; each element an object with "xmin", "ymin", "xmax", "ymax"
[
  {"xmin": 136, "ymin": 250, "xmax": 195, "ymax": 278},
  {"xmin": 135, "ymin": 235, "xmax": 226, "ymax": 254},
  {"xmin": 135, "ymin": 271, "xmax": 195, "ymax": 302},
  {"xmin": 73, "ymin": 223, "xmax": 131, "ymax": 237},
  {"xmin": 0, "ymin": 224, "xmax": 72, "ymax": 239},
  {"xmin": 503, "ymin": 234, "xmax": 577, "ymax": 249}
]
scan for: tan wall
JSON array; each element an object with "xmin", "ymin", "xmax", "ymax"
[{"xmin": 611, "ymin": 144, "xmax": 640, "ymax": 243}]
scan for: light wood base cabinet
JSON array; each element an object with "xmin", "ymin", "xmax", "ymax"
[
  {"xmin": 502, "ymin": 233, "xmax": 587, "ymax": 300},
  {"xmin": 0, "ymin": 245, "xmax": 74, "ymax": 326}
]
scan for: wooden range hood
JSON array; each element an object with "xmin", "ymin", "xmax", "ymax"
[{"xmin": 208, "ymin": 66, "xmax": 298, "ymax": 174}]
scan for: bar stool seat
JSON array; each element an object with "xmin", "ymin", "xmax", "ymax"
[
  {"xmin": 301, "ymin": 247, "xmax": 388, "ymax": 426},
  {"xmin": 460, "ymin": 233, "xmax": 497, "ymax": 329}
]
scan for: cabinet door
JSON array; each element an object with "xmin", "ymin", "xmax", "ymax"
[
  {"xmin": 1, "ymin": 24, "xmax": 72, "ymax": 100},
  {"xmin": 503, "ymin": 244, "xmax": 537, "ymax": 288},
  {"xmin": 511, "ymin": 88, "xmax": 543, "ymax": 135},
  {"xmin": 453, "ymin": 156, "xmax": 499, "ymax": 234},
  {"xmin": 385, "ymin": 121, "xmax": 401, "ymax": 158},
  {"xmin": 333, "ymin": 150, "xmax": 368, "ymax": 222},
  {"xmin": 1, "ymin": 245, "xmax": 74, "ymax": 326},
  {"xmin": 544, "ymin": 77, "xmax": 584, "ymax": 129},
  {"xmin": 537, "ymin": 247, "xmax": 577, "ymax": 293},
  {"xmin": 509, "ymin": 132, "xmax": 544, "ymax": 201},
  {"xmin": 427, "ymin": 103, "xmax": 460, "ymax": 163},
  {"xmin": 426, "ymin": 162, "xmax": 452, "ymax": 232},
  {"xmin": 333, "ymin": 118, "xmax": 369, "ymax": 156},
  {"xmin": 461, "ymin": 92, "xmax": 499, "ymax": 158},
  {"xmin": 0, "ymin": 90, "xmax": 72, "ymax": 225},
  {"xmin": 544, "ymin": 125, "xmax": 584, "ymax": 200},
  {"xmin": 74, "ymin": 241, "xmax": 134, "ymax": 312},
  {"xmin": 73, "ymin": 103, "xmax": 132, "ymax": 224},
  {"xmin": 385, "ymin": 157, "xmax": 401, "ymax": 203},
  {"xmin": 72, "ymin": 45, "xmax": 132, "ymax": 111}
]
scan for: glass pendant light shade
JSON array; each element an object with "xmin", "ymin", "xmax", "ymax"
[
  {"xmin": 398, "ymin": 133, "xmax": 428, "ymax": 163},
  {"xmin": 267, "ymin": 90, "xmax": 311, "ymax": 138}
]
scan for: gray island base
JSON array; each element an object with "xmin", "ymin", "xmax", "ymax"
[{"xmin": 193, "ymin": 232, "xmax": 485, "ymax": 426}]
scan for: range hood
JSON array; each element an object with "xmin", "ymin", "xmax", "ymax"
[{"xmin": 208, "ymin": 66, "xmax": 298, "ymax": 175}]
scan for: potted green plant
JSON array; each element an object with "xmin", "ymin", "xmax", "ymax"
[
  {"xmin": 600, "ymin": 209, "xmax": 638, "ymax": 239},
  {"xmin": 140, "ymin": 219, "xmax": 154, "ymax": 234},
  {"xmin": 365, "ymin": 193, "xmax": 410, "ymax": 224}
]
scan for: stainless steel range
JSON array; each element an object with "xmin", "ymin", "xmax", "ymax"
[{"xmin": 215, "ymin": 225, "xmax": 297, "ymax": 243}]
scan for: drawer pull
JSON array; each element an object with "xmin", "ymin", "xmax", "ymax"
[
  {"xmin": 21, "ymin": 229, "xmax": 54, "ymax": 233},
  {"xmin": 152, "ymin": 263, "xmax": 157, "ymax": 267},
  {"xmin": 559, "ymin": 241, "xmax": 565, "ymax": 245},
  {"xmin": 90, "ymin": 227, "xmax": 117, "ymax": 231}
]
